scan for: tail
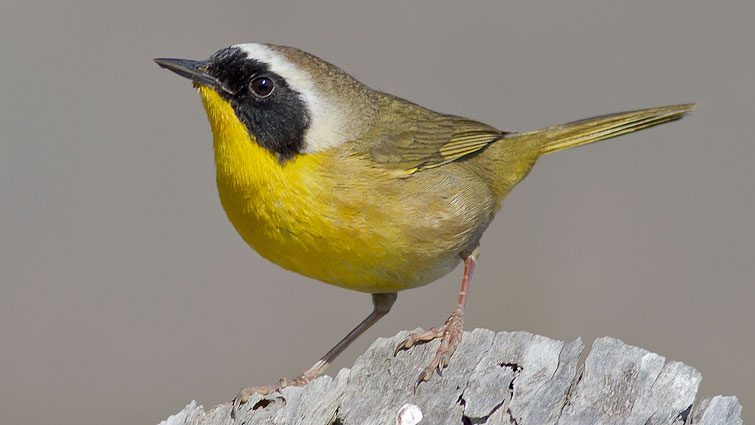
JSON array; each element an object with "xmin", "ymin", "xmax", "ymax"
[{"xmin": 528, "ymin": 104, "xmax": 695, "ymax": 155}]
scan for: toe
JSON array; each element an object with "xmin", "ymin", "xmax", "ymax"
[
  {"xmin": 412, "ymin": 317, "xmax": 465, "ymax": 389},
  {"xmin": 395, "ymin": 327, "xmax": 445, "ymax": 356},
  {"xmin": 231, "ymin": 397, "xmax": 242, "ymax": 419},
  {"xmin": 394, "ymin": 337, "xmax": 413, "ymax": 356},
  {"xmin": 415, "ymin": 365, "xmax": 434, "ymax": 389},
  {"xmin": 231, "ymin": 385, "xmax": 276, "ymax": 419},
  {"xmin": 231, "ymin": 390, "xmax": 249, "ymax": 419}
]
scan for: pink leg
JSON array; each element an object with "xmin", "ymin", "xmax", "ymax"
[
  {"xmin": 232, "ymin": 292, "xmax": 397, "ymax": 418},
  {"xmin": 395, "ymin": 247, "xmax": 479, "ymax": 388}
]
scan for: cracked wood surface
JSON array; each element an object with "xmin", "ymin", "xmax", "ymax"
[{"xmin": 158, "ymin": 329, "xmax": 742, "ymax": 425}]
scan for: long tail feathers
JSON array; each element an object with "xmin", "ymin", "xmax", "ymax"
[{"xmin": 531, "ymin": 104, "xmax": 695, "ymax": 155}]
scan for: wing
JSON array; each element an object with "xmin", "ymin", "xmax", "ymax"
[{"xmin": 364, "ymin": 97, "xmax": 508, "ymax": 172}]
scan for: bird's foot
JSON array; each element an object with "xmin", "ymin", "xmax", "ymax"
[
  {"xmin": 394, "ymin": 309, "xmax": 464, "ymax": 389},
  {"xmin": 231, "ymin": 374, "xmax": 314, "ymax": 418}
]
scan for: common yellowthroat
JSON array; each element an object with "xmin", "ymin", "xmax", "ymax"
[{"xmin": 155, "ymin": 43, "xmax": 694, "ymax": 412}]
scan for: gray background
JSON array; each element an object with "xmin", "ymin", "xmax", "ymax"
[{"xmin": 1, "ymin": 1, "xmax": 753, "ymax": 424}]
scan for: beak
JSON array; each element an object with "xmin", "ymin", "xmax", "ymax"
[{"xmin": 153, "ymin": 58, "xmax": 230, "ymax": 93}]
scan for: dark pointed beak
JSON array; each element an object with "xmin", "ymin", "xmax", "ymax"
[{"xmin": 154, "ymin": 58, "xmax": 229, "ymax": 93}]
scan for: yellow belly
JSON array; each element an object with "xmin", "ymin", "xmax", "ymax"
[{"xmin": 198, "ymin": 87, "xmax": 459, "ymax": 293}]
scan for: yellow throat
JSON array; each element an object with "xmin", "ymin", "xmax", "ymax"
[{"xmin": 197, "ymin": 87, "xmax": 446, "ymax": 293}]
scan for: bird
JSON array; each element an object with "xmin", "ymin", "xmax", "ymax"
[{"xmin": 154, "ymin": 43, "xmax": 694, "ymax": 414}]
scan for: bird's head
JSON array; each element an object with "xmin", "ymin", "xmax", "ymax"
[{"xmin": 155, "ymin": 44, "xmax": 373, "ymax": 161}]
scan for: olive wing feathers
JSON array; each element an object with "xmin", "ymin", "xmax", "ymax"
[{"xmin": 365, "ymin": 98, "xmax": 508, "ymax": 172}]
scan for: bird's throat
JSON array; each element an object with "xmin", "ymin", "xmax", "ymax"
[{"xmin": 197, "ymin": 86, "xmax": 343, "ymax": 282}]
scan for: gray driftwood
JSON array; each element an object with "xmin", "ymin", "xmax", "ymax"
[{"xmin": 158, "ymin": 329, "xmax": 742, "ymax": 425}]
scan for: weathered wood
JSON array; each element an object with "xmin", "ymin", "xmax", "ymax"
[{"xmin": 158, "ymin": 329, "xmax": 742, "ymax": 425}]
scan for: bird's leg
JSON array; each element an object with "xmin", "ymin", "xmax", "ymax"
[
  {"xmin": 232, "ymin": 292, "xmax": 397, "ymax": 417},
  {"xmin": 395, "ymin": 247, "xmax": 479, "ymax": 388}
]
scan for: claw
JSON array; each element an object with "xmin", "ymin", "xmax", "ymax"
[
  {"xmin": 230, "ymin": 293, "xmax": 401, "ymax": 419},
  {"xmin": 414, "ymin": 367, "xmax": 431, "ymax": 392},
  {"xmin": 231, "ymin": 385, "xmax": 277, "ymax": 419},
  {"xmin": 441, "ymin": 353, "xmax": 449, "ymax": 369},
  {"xmin": 394, "ymin": 340, "xmax": 410, "ymax": 356},
  {"xmin": 230, "ymin": 375, "xmax": 314, "ymax": 419},
  {"xmin": 394, "ymin": 327, "xmax": 444, "ymax": 356},
  {"xmin": 231, "ymin": 395, "xmax": 243, "ymax": 420},
  {"xmin": 397, "ymin": 312, "xmax": 465, "ymax": 390},
  {"xmin": 404, "ymin": 250, "xmax": 477, "ymax": 391}
]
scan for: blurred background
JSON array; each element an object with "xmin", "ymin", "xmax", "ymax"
[{"xmin": 1, "ymin": 1, "xmax": 753, "ymax": 424}]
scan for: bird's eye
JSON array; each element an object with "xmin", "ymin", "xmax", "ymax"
[{"xmin": 249, "ymin": 76, "xmax": 274, "ymax": 97}]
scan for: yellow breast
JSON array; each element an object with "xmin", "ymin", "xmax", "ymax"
[{"xmin": 198, "ymin": 87, "xmax": 456, "ymax": 293}]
